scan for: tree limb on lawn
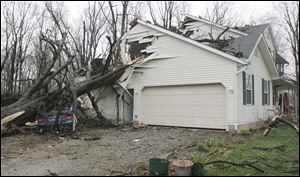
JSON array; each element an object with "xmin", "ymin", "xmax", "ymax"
[
  {"xmin": 264, "ymin": 113, "xmax": 299, "ymax": 136},
  {"xmin": 205, "ymin": 160, "xmax": 264, "ymax": 173}
]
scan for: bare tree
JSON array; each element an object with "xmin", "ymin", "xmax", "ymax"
[
  {"xmin": 120, "ymin": 1, "xmax": 129, "ymax": 37},
  {"xmin": 1, "ymin": 1, "xmax": 37, "ymax": 96},
  {"xmin": 101, "ymin": 1, "xmax": 130, "ymax": 63},
  {"xmin": 173, "ymin": 1, "xmax": 190, "ymax": 27},
  {"xmin": 74, "ymin": 1, "xmax": 108, "ymax": 68},
  {"xmin": 146, "ymin": 1, "xmax": 190, "ymax": 29},
  {"xmin": 127, "ymin": 1, "xmax": 145, "ymax": 21},
  {"xmin": 203, "ymin": 1, "xmax": 241, "ymax": 26},
  {"xmin": 1, "ymin": 1, "xmax": 131, "ymax": 126},
  {"xmin": 275, "ymin": 1, "xmax": 299, "ymax": 118},
  {"xmin": 146, "ymin": 1, "xmax": 175, "ymax": 28}
]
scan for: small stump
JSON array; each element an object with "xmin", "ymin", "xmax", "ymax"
[{"xmin": 173, "ymin": 160, "xmax": 193, "ymax": 176}]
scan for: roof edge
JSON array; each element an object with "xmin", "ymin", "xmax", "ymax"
[{"xmin": 260, "ymin": 36, "xmax": 280, "ymax": 77}]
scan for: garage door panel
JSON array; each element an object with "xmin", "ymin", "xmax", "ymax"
[
  {"xmin": 141, "ymin": 84, "xmax": 226, "ymax": 129},
  {"xmin": 143, "ymin": 94, "xmax": 225, "ymax": 103},
  {"xmin": 144, "ymin": 85, "xmax": 224, "ymax": 96},
  {"xmin": 142, "ymin": 115, "xmax": 225, "ymax": 129},
  {"xmin": 144, "ymin": 105, "xmax": 224, "ymax": 116}
]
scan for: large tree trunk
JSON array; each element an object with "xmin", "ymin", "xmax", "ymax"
[{"xmin": 1, "ymin": 65, "xmax": 128, "ymax": 119}]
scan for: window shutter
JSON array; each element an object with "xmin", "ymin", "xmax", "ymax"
[
  {"xmin": 262, "ymin": 78, "xmax": 264, "ymax": 105},
  {"xmin": 268, "ymin": 80, "xmax": 270, "ymax": 105},
  {"xmin": 243, "ymin": 72, "xmax": 246, "ymax": 105},
  {"xmin": 252, "ymin": 74, "xmax": 255, "ymax": 105}
]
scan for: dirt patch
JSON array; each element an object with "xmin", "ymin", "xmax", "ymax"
[{"xmin": 1, "ymin": 126, "xmax": 223, "ymax": 176}]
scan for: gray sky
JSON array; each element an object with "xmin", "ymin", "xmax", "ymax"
[
  {"xmin": 61, "ymin": 1, "xmax": 294, "ymax": 74},
  {"xmin": 65, "ymin": 1, "xmax": 274, "ymax": 25}
]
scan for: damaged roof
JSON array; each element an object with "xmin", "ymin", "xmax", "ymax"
[
  {"xmin": 130, "ymin": 17, "xmax": 271, "ymax": 63},
  {"xmin": 226, "ymin": 24, "xmax": 270, "ymax": 59},
  {"xmin": 181, "ymin": 15, "xmax": 270, "ymax": 60},
  {"xmin": 134, "ymin": 19, "xmax": 248, "ymax": 64}
]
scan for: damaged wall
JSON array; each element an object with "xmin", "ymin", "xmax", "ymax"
[
  {"xmin": 182, "ymin": 21, "xmax": 242, "ymax": 40},
  {"xmin": 123, "ymin": 23, "xmax": 238, "ymax": 130},
  {"xmin": 92, "ymin": 86, "xmax": 133, "ymax": 123},
  {"xmin": 74, "ymin": 75, "xmax": 133, "ymax": 123}
]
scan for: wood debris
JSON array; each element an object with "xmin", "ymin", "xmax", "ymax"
[{"xmin": 264, "ymin": 113, "xmax": 299, "ymax": 136}]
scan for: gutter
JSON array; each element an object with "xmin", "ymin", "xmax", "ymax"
[{"xmin": 236, "ymin": 61, "xmax": 250, "ymax": 74}]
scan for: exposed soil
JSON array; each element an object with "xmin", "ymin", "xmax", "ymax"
[{"xmin": 1, "ymin": 126, "xmax": 223, "ymax": 176}]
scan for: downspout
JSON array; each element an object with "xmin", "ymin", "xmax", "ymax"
[{"xmin": 235, "ymin": 61, "xmax": 250, "ymax": 130}]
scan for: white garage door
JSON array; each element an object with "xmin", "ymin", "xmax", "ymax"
[{"xmin": 141, "ymin": 84, "xmax": 226, "ymax": 129}]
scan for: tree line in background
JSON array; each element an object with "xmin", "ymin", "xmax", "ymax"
[{"xmin": 0, "ymin": 1, "xmax": 298, "ymax": 116}]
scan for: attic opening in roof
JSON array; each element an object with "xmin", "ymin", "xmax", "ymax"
[{"xmin": 127, "ymin": 36, "xmax": 154, "ymax": 60}]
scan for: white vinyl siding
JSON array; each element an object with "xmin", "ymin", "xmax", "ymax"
[
  {"xmin": 125, "ymin": 23, "xmax": 237, "ymax": 129},
  {"xmin": 237, "ymin": 46, "xmax": 274, "ymax": 124},
  {"xmin": 183, "ymin": 21, "xmax": 241, "ymax": 40}
]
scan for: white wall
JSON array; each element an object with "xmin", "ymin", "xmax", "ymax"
[
  {"xmin": 263, "ymin": 28, "xmax": 276, "ymax": 61},
  {"xmin": 125, "ymin": 23, "xmax": 238, "ymax": 129},
  {"xmin": 183, "ymin": 21, "xmax": 241, "ymax": 40},
  {"xmin": 93, "ymin": 86, "xmax": 133, "ymax": 122},
  {"xmin": 236, "ymin": 46, "xmax": 275, "ymax": 124}
]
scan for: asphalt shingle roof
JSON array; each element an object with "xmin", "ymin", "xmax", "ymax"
[{"xmin": 225, "ymin": 24, "xmax": 270, "ymax": 59}]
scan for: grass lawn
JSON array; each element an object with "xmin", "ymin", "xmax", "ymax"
[{"xmin": 192, "ymin": 125, "xmax": 299, "ymax": 176}]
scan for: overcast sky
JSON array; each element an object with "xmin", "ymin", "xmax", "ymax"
[
  {"xmin": 56, "ymin": 1, "xmax": 293, "ymax": 74},
  {"xmin": 64, "ymin": 1, "xmax": 274, "ymax": 25},
  {"xmin": 2, "ymin": 1, "xmax": 294, "ymax": 74}
]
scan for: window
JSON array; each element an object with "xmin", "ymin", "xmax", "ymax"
[
  {"xmin": 262, "ymin": 79, "xmax": 270, "ymax": 105},
  {"xmin": 246, "ymin": 74, "xmax": 252, "ymax": 104},
  {"xmin": 243, "ymin": 72, "xmax": 254, "ymax": 105},
  {"xmin": 263, "ymin": 80, "xmax": 268, "ymax": 105}
]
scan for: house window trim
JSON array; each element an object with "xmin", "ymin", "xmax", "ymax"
[
  {"xmin": 262, "ymin": 79, "xmax": 269, "ymax": 105},
  {"xmin": 245, "ymin": 73, "xmax": 253, "ymax": 105}
]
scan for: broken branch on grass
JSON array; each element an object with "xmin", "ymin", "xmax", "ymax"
[
  {"xmin": 264, "ymin": 113, "xmax": 299, "ymax": 136},
  {"xmin": 252, "ymin": 144, "xmax": 286, "ymax": 152},
  {"xmin": 259, "ymin": 160, "xmax": 299, "ymax": 174},
  {"xmin": 205, "ymin": 160, "xmax": 264, "ymax": 173}
]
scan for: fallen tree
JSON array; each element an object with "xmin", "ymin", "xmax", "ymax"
[
  {"xmin": 264, "ymin": 113, "xmax": 299, "ymax": 136},
  {"xmin": 0, "ymin": 64, "xmax": 130, "ymax": 129},
  {"xmin": 0, "ymin": 4, "xmax": 131, "ymax": 134}
]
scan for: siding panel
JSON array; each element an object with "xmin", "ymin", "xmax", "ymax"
[
  {"xmin": 124, "ymin": 24, "xmax": 237, "ymax": 128},
  {"xmin": 237, "ymin": 47, "xmax": 274, "ymax": 124}
]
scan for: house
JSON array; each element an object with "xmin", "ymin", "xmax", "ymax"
[{"xmin": 92, "ymin": 15, "xmax": 296, "ymax": 131}]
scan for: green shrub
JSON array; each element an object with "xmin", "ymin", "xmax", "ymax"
[
  {"xmin": 197, "ymin": 143, "xmax": 209, "ymax": 152},
  {"xmin": 240, "ymin": 129, "xmax": 251, "ymax": 136},
  {"xmin": 192, "ymin": 153, "xmax": 205, "ymax": 163},
  {"xmin": 205, "ymin": 137, "xmax": 227, "ymax": 147}
]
